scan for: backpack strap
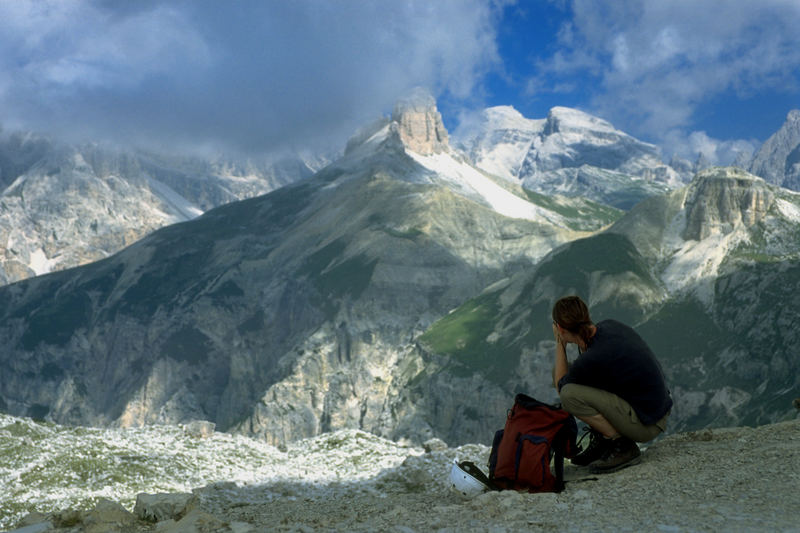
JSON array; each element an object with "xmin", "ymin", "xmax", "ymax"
[
  {"xmin": 551, "ymin": 416, "xmax": 578, "ymax": 493},
  {"xmin": 553, "ymin": 447, "xmax": 565, "ymax": 492}
]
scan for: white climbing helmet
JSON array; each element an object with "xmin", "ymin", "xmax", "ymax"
[{"xmin": 448, "ymin": 460, "xmax": 489, "ymax": 498}]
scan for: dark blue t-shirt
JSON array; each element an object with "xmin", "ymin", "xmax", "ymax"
[{"xmin": 558, "ymin": 319, "xmax": 672, "ymax": 425}]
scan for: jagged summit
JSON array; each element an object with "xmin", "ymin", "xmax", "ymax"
[
  {"xmin": 682, "ymin": 166, "xmax": 774, "ymax": 240},
  {"xmin": 479, "ymin": 105, "xmax": 540, "ymax": 131},
  {"xmin": 390, "ymin": 87, "xmax": 449, "ymax": 155},
  {"xmin": 543, "ymin": 106, "xmax": 619, "ymax": 135},
  {"xmin": 749, "ymin": 108, "xmax": 800, "ymax": 189},
  {"xmin": 451, "ymin": 106, "xmax": 544, "ymax": 182},
  {"xmin": 345, "ymin": 88, "xmax": 449, "ymax": 157}
]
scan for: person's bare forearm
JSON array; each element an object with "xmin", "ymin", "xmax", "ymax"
[
  {"xmin": 553, "ymin": 341, "xmax": 569, "ymax": 388},
  {"xmin": 552, "ymin": 323, "xmax": 569, "ymax": 389}
]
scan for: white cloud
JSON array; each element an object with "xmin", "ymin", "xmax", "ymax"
[
  {"xmin": 662, "ymin": 129, "xmax": 758, "ymax": 166},
  {"xmin": 1, "ymin": 1, "xmax": 212, "ymax": 90},
  {"xmin": 532, "ymin": 0, "xmax": 800, "ymax": 148},
  {"xmin": 0, "ymin": 0, "xmax": 503, "ymax": 155}
]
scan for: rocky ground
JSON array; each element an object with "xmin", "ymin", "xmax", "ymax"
[{"xmin": 7, "ymin": 418, "xmax": 799, "ymax": 533}]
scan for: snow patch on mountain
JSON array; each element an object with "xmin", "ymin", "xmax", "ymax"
[
  {"xmin": 145, "ymin": 177, "xmax": 203, "ymax": 221},
  {"xmin": 454, "ymin": 106, "xmax": 544, "ymax": 182},
  {"xmin": 27, "ymin": 248, "xmax": 58, "ymax": 277},
  {"xmin": 408, "ymin": 151, "xmax": 565, "ymax": 225},
  {"xmin": 545, "ymin": 105, "xmax": 620, "ymax": 136}
]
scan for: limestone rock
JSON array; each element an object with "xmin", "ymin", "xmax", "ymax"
[
  {"xmin": 156, "ymin": 508, "xmax": 246, "ymax": 533},
  {"xmin": 184, "ymin": 420, "xmax": 216, "ymax": 439},
  {"xmin": 79, "ymin": 500, "xmax": 138, "ymax": 533},
  {"xmin": 681, "ymin": 167, "xmax": 774, "ymax": 240},
  {"xmin": 391, "ymin": 87, "xmax": 449, "ymax": 155},
  {"xmin": 422, "ymin": 437, "xmax": 448, "ymax": 453},
  {"xmin": 6, "ymin": 519, "xmax": 53, "ymax": 533},
  {"xmin": 134, "ymin": 492, "xmax": 196, "ymax": 523}
]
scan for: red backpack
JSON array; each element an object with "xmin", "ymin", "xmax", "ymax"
[{"xmin": 488, "ymin": 393, "xmax": 578, "ymax": 492}]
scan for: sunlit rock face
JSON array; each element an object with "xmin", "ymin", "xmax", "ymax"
[
  {"xmin": 682, "ymin": 167, "xmax": 774, "ymax": 241},
  {"xmin": 391, "ymin": 88, "xmax": 449, "ymax": 155}
]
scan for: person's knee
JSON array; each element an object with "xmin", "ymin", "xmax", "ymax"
[{"xmin": 558, "ymin": 384, "xmax": 581, "ymax": 413}]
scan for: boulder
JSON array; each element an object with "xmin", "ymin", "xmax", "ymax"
[
  {"xmin": 156, "ymin": 509, "xmax": 254, "ymax": 533},
  {"xmin": 422, "ymin": 437, "xmax": 448, "ymax": 453},
  {"xmin": 134, "ymin": 492, "xmax": 196, "ymax": 523},
  {"xmin": 184, "ymin": 420, "xmax": 216, "ymax": 439},
  {"xmin": 6, "ymin": 520, "xmax": 53, "ymax": 533},
  {"xmin": 80, "ymin": 500, "xmax": 138, "ymax": 533}
]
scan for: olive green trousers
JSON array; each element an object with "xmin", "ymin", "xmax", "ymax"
[{"xmin": 560, "ymin": 383, "xmax": 669, "ymax": 443}]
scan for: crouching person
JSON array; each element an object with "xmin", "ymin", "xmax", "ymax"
[{"xmin": 551, "ymin": 296, "xmax": 672, "ymax": 473}]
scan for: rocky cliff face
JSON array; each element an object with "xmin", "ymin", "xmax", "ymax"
[
  {"xmin": 0, "ymin": 95, "xmax": 607, "ymax": 446},
  {"xmin": 681, "ymin": 167, "xmax": 774, "ymax": 240},
  {"xmin": 749, "ymin": 109, "xmax": 800, "ymax": 190},
  {"xmin": 391, "ymin": 88, "xmax": 449, "ymax": 155},
  {"xmin": 0, "ymin": 135, "xmax": 320, "ymax": 285}
]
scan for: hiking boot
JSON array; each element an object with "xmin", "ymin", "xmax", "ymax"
[
  {"xmin": 570, "ymin": 428, "xmax": 610, "ymax": 466},
  {"xmin": 589, "ymin": 437, "xmax": 641, "ymax": 474}
]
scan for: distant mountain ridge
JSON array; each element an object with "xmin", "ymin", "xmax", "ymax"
[
  {"xmin": 4, "ymin": 102, "xmax": 797, "ymax": 287},
  {"xmin": 748, "ymin": 109, "xmax": 800, "ymax": 190},
  {"xmin": 455, "ymin": 105, "xmax": 682, "ymax": 209},
  {"xmin": 456, "ymin": 105, "xmax": 800, "ymax": 207},
  {"xmin": 0, "ymin": 133, "xmax": 325, "ymax": 285}
]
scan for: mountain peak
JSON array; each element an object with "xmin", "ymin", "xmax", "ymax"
[
  {"xmin": 390, "ymin": 87, "xmax": 449, "ymax": 155},
  {"xmin": 748, "ymin": 109, "xmax": 800, "ymax": 188},
  {"xmin": 682, "ymin": 166, "xmax": 774, "ymax": 240},
  {"xmin": 544, "ymin": 106, "xmax": 618, "ymax": 135}
]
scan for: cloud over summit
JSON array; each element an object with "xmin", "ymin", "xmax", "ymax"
[
  {"xmin": 1, "ymin": 0, "xmax": 798, "ymax": 165},
  {"xmin": 0, "ymin": 0, "xmax": 500, "ymax": 156}
]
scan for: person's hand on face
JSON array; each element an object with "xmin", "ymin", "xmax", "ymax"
[{"xmin": 552, "ymin": 322, "xmax": 566, "ymax": 347}]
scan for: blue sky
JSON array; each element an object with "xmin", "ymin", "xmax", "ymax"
[{"xmin": 1, "ymin": 0, "xmax": 799, "ymax": 165}]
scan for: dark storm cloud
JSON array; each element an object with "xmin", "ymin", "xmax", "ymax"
[{"xmin": 0, "ymin": 0, "xmax": 501, "ymax": 155}]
